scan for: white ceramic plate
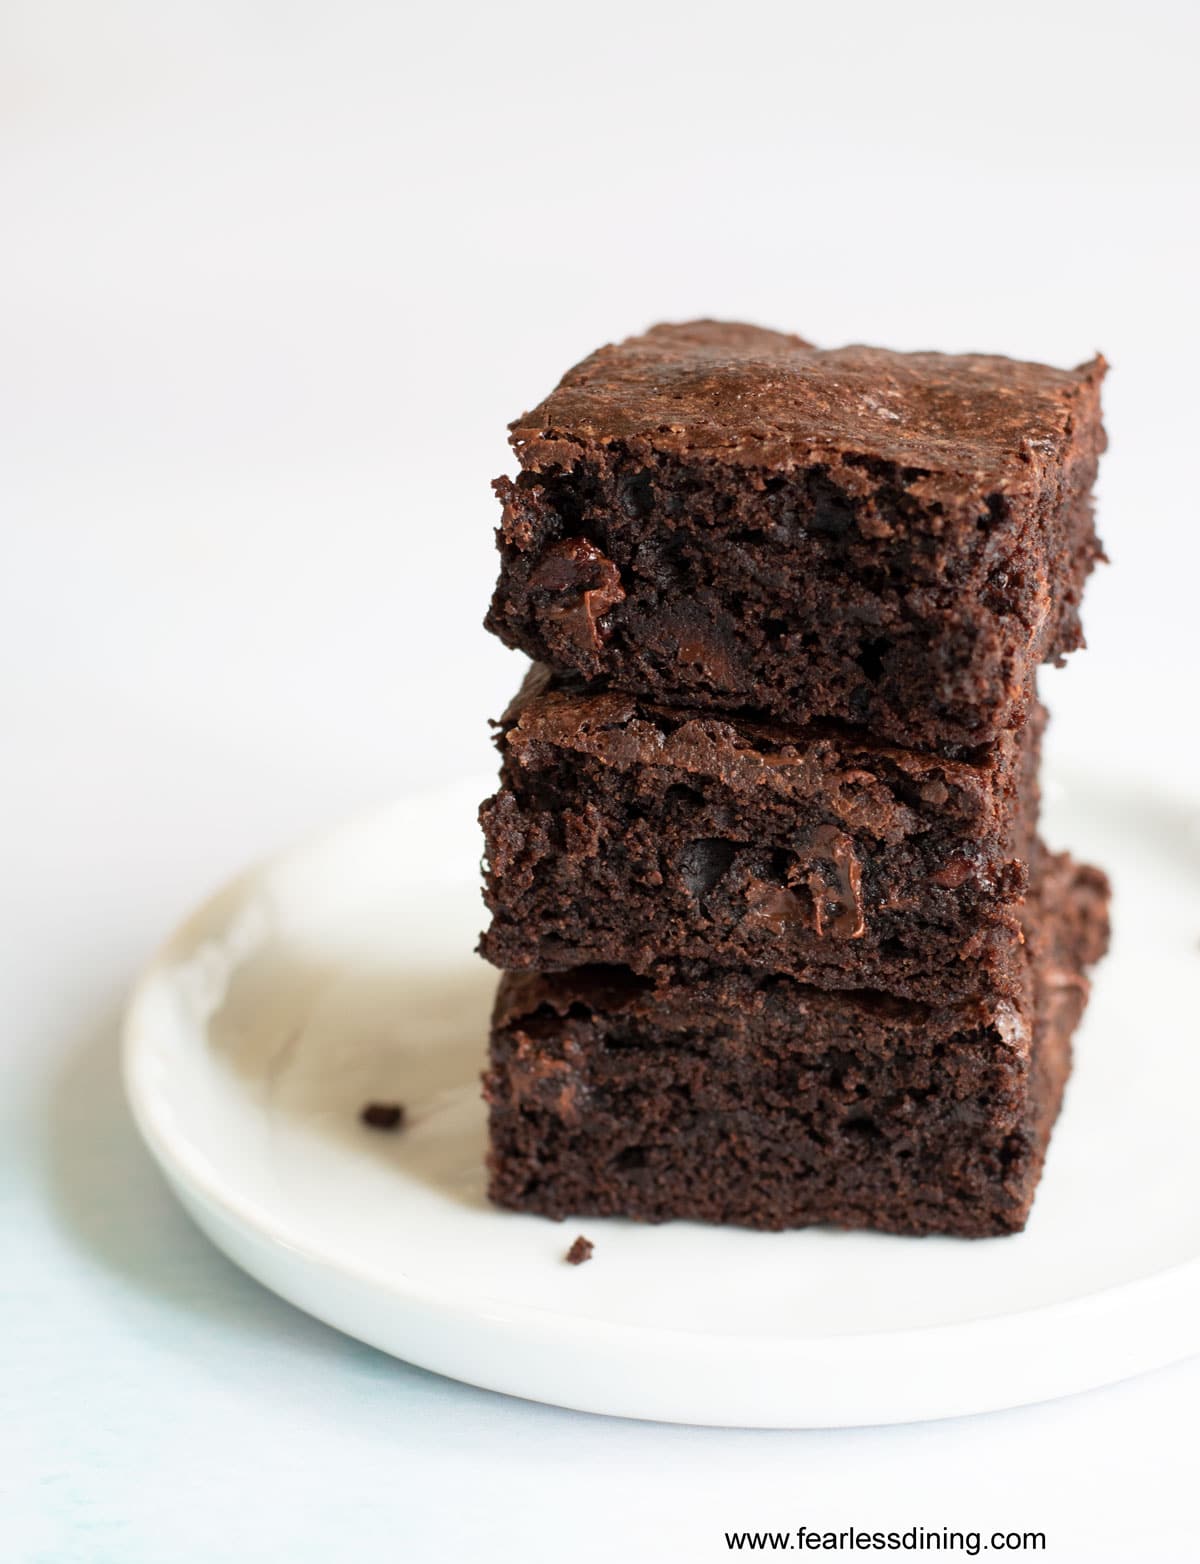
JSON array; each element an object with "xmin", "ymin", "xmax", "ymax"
[{"xmin": 123, "ymin": 772, "xmax": 1200, "ymax": 1428}]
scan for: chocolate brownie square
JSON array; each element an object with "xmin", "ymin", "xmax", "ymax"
[
  {"xmin": 486, "ymin": 322, "xmax": 1105, "ymax": 751},
  {"xmin": 484, "ymin": 852, "xmax": 1110, "ymax": 1238},
  {"xmin": 480, "ymin": 666, "xmax": 1043, "ymax": 1006}
]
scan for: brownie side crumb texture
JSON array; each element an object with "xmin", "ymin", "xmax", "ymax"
[
  {"xmin": 486, "ymin": 321, "xmax": 1106, "ymax": 751},
  {"xmin": 480, "ymin": 666, "xmax": 1044, "ymax": 1005},
  {"xmin": 483, "ymin": 852, "xmax": 1110, "ymax": 1238}
]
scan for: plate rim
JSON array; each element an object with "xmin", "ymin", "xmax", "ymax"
[{"xmin": 121, "ymin": 783, "xmax": 1200, "ymax": 1425}]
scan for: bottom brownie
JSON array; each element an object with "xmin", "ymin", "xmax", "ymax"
[{"xmin": 484, "ymin": 851, "xmax": 1110, "ymax": 1238}]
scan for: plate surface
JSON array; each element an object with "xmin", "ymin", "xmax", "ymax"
[{"xmin": 123, "ymin": 773, "xmax": 1200, "ymax": 1427}]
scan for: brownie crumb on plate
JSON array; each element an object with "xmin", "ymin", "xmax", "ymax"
[
  {"xmin": 565, "ymin": 1235, "xmax": 594, "ymax": 1265},
  {"xmin": 360, "ymin": 1101, "xmax": 406, "ymax": 1131}
]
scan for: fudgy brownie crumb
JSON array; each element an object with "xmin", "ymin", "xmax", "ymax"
[
  {"xmin": 486, "ymin": 321, "xmax": 1106, "ymax": 751},
  {"xmin": 486, "ymin": 854, "xmax": 1110, "ymax": 1238},
  {"xmin": 479, "ymin": 665, "xmax": 1044, "ymax": 1005},
  {"xmin": 360, "ymin": 1101, "xmax": 406, "ymax": 1131},
  {"xmin": 565, "ymin": 1235, "xmax": 594, "ymax": 1265}
]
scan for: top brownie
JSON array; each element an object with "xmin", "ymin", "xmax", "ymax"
[{"xmin": 487, "ymin": 322, "xmax": 1106, "ymax": 751}]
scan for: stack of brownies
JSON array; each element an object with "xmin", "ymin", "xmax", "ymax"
[{"xmin": 478, "ymin": 321, "xmax": 1110, "ymax": 1238}]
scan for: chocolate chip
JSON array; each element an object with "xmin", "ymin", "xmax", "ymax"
[{"xmin": 529, "ymin": 537, "xmax": 625, "ymax": 655}]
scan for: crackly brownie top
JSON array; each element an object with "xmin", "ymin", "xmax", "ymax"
[{"xmin": 509, "ymin": 320, "xmax": 1106, "ymax": 500}]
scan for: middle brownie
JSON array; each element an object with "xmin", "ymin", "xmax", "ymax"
[{"xmin": 480, "ymin": 665, "xmax": 1043, "ymax": 1006}]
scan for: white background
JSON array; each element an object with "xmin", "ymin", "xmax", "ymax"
[{"xmin": 3, "ymin": 2, "xmax": 1198, "ymax": 1560}]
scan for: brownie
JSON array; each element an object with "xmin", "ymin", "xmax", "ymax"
[
  {"xmin": 486, "ymin": 322, "xmax": 1106, "ymax": 751},
  {"xmin": 480, "ymin": 665, "xmax": 1044, "ymax": 1005},
  {"xmin": 484, "ymin": 852, "xmax": 1110, "ymax": 1238}
]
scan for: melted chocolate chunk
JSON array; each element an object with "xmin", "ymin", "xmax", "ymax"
[{"xmin": 528, "ymin": 538, "xmax": 625, "ymax": 657}]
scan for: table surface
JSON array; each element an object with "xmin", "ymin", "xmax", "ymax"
[{"xmin": 4, "ymin": 5, "xmax": 1198, "ymax": 1559}]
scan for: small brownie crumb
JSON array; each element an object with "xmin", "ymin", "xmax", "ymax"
[
  {"xmin": 360, "ymin": 1101, "xmax": 405, "ymax": 1131},
  {"xmin": 565, "ymin": 1235, "xmax": 594, "ymax": 1266}
]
